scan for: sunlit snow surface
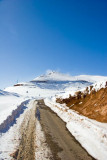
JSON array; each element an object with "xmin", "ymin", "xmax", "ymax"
[
  {"xmin": 0, "ymin": 71, "xmax": 107, "ymax": 159},
  {"xmin": 0, "ymin": 90, "xmax": 25, "ymax": 125}
]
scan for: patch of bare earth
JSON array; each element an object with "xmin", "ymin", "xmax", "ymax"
[
  {"xmin": 11, "ymin": 101, "xmax": 36, "ymax": 160},
  {"xmin": 56, "ymin": 85, "xmax": 107, "ymax": 122}
]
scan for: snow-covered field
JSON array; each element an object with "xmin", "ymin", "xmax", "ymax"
[
  {"xmin": 0, "ymin": 90, "xmax": 25, "ymax": 125},
  {"xmin": 0, "ymin": 71, "xmax": 107, "ymax": 159}
]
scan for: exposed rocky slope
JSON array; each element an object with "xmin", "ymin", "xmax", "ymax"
[{"xmin": 56, "ymin": 82, "xmax": 107, "ymax": 122}]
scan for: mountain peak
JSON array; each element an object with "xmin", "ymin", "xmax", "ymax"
[
  {"xmin": 46, "ymin": 70, "xmax": 57, "ymax": 75},
  {"xmin": 32, "ymin": 70, "xmax": 73, "ymax": 82}
]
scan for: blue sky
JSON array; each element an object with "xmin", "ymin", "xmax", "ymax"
[{"xmin": 0, "ymin": 0, "xmax": 107, "ymax": 89}]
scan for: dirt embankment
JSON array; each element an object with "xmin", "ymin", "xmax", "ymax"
[
  {"xmin": 12, "ymin": 101, "xmax": 36, "ymax": 160},
  {"xmin": 56, "ymin": 85, "xmax": 107, "ymax": 122}
]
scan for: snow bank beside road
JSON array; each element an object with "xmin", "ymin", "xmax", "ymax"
[
  {"xmin": 0, "ymin": 94, "xmax": 25, "ymax": 125},
  {"xmin": 0, "ymin": 99, "xmax": 34, "ymax": 159},
  {"xmin": 44, "ymin": 98, "xmax": 107, "ymax": 160}
]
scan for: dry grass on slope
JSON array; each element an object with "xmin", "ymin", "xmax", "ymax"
[{"xmin": 56, "ymin": 84, "xmax": 107, "ymax": 123}]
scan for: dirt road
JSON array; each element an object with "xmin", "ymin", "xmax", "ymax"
[
  {"xmin": 15, "ymin": 99, "xmax": 94, "ymax": 160},
  {"xmin": 38, "ymin": 100, "xmax": 94, "ymax": 160}
]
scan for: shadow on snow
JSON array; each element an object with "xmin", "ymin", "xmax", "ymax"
[{"xmin": 0, "ymin": 100, "xmax": 29, "ymax": 134}]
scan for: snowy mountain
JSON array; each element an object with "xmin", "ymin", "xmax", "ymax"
[
  {"xmin": 32, "ymin": 70, "xmax": 107, "ymax": 83},
  {"xmin": 32, "ymin": 70, "xmax": 74, "ymax": 81},
  {"xmin": 4, "ymin": 71, "xmax": 107, "ymax": 98}
]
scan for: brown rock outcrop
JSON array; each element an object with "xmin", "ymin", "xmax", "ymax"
[{"xmin": 56, "ymin": 83, "xmax": 107, "ymax": 122}]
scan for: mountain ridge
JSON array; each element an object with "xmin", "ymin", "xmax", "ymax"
[{"xmin": 32, "ymin": 70, "xmax": 107, "ymax": 83}]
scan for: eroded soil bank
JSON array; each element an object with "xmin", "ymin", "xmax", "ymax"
[{"xmin": 57, "ymin": 87, "xmax": 107, "ymax": 122}]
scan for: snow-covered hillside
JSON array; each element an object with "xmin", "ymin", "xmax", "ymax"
[
  {"xmin": 5, "ymin": 71, "xmax": 107, "ymax": 98},
  {"xmin": 33, "ymin": 70, "xmax": 107, "ymax": 83}
]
